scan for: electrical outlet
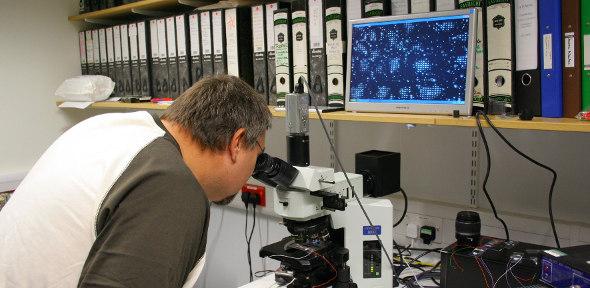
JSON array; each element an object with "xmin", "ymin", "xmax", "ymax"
[
  {"xmin": 405, "ymin": 213, "xmax": 443, "ymax": 247},
  {"xmin": 241, "ymin": 184, "xmax": 266, "ymax": 207}
]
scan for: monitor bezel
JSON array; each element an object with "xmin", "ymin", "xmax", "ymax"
[{"xmin": 345, "ymin": 9, "xmax": 478, "ymax": 116}]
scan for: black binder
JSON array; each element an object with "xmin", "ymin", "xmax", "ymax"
[
  {"xmin": 137, "ymin": 21, "xmax": 152, "ymax": 97},
  {"xmin": 99, "ymin": 28, "xmax": 109, "ymax": 77},
  {"xmin": 113, "ymin": 25, "xmax": 124, "ymax": 97},
  {"xmin": 176, "ymin": 14, "xmax": 191, "ymax": 94},
  {"xmin": 149, "ymin": 19, "xmax": 161, "ymax": 97},
  {"xmin": 157, "ymin": 18, "xmax": 170, "ymax": 97},
  {"xmin": 224, "ymin": 7, "xmax": 254, "ymax": 84},
  {"xmin": 85, "ymin": 31, "xmax": 95, "ymax": 75},
  {"xmin": 252, "ymin": 4, "xmax": 269, "ymax": 101},
  {"xmin": 129, "ymin": 23, "xmax": 141, "ymax": 96},
  {"xmin": 106, "ymin": 27, "xmax": 116, "ymax": 84},
  {"xmin": 212, "ymin": 10, "xmax": 227, "ymax": 75},
  {"xmin": 79, "ymin": 31, "xmax": 88, "ymax": 75},
  {"xmin": 166, "ymin": 16, "xmax": 180, "ymax": 98},
  {"xmin": 515, "ymin": 0, "xmax": 541, "ymax": 116},
  {"xmin": 189, "ymin": 12, "xmax": 203, "ymax": 84},
  {"xmin": 200, "ymin": 11, "xmax": 214, "ymax": 77},
  {"xmin": 265, "ymin": 3, "xmax": 289, "ymax": 105},
  {"xmin": 120, "ymin": 24, "xmax": 134, "ymax": 96},
  {"xmin": 308, "ymin": 0, "xmax": 328, "ymax": 106}
]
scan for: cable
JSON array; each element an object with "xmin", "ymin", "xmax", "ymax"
[
  {"xmin": 299, "ymin": 78, "xmax": 406, "ymax": 286},
  {"xmin": 477, "ymin": 112, "xmax": 560, "ymax": 248},
  {"xmin": 246, "ymin": 204, "xmax": 257, "ymax": 282},
  {"xmin": 475, "ymin": 112, "xmax": 511, "ymax": 241},
  {"xmin": 244, "ymin": 203, "xmax": 251, "ymax": 281},
  {"xmin": 394, "ymin": 188, "xmax": 408, "ymax": 228}
]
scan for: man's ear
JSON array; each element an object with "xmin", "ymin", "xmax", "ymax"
[{"xmin": 229, "ymin": 128, "xmax": 247, "ymax": 162}]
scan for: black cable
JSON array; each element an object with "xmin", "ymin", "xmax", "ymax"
[
  {"xmin": 393, "ymin": 188, "xmax": 408, "ymax": 228},
  {"xmin": 299, "ymin": 78, "xmax": 406, "ymax": 286},
  {"xmin": 246, "ymin": 204, "xmax": 257, "ymax": 282},
  {"xmin": 475, "ymin": 112, "xmax": 511, "ymax": 241},
  {"xmin": 478, "ymin": 112, "xmax": 560, "ymax": 248}
]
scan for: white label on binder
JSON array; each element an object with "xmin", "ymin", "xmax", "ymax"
[
  {"xmin": 99, "ymin": 29, "xmax": 108, "ymax": 63},
  {"xmin": 157, "ymin": 19, "xmax": 167, "ymax": 59},
  {"xmin": 79, "ymin": 32, "xmax": 87, "ymax": 64},
  {"xmin": 166, "ymin": 17, "xmax": 176, "ymax": 58},
  {"xmin": 225, "ymin": 8, "xmax": 239, "ymax": 76},
  {"xmin": 411, "ymin": 0, "xmax": 430, "ymax": 13},
  {"xmin": 113, "ymin": 26, "xmax": 121, "ymax": 62},
  {"xmin": 543, "ymin": 34, "xmax": 553, "ymax": 70},
  {"xmin": 391, "ymin": 0, "xmax": 409, "ymax": 15},
  {"xmin": 138, "ymin": 22, "xmax": 147, "ymax": 60},
  {"xmin": 176, "ymin": 16, "xmax": 187, "ymax": 57},
  {"xmin": 92, "ymin": 30, "xmax": 100, "ymax": 64},
  {"xmin": 515, "ymin": 0, "xmax": 538, "ymax": 71},
  {"xmin": 212, "ymin": 11, "xmax": 223, "ymax": 56},
  {"xmin": 265, "ymin": 3, "xmax": 277, "ymax": 52},
  {"xmin": 252, "ymin": 6, "xmax": 265, "ymax": 53},
  {"xmin": 121, "ymin": 25, "xmax": 130, "ymax": 61},
  {"xmin": 308, "ymin": 0, "xmax": 324, "ymax": 49},
  {"xmin": 326, "ymin": 6, "xmax": 344, "ymax": 102},
  {"xmin": 189, "ymin": 14, "xmax": 200, "ymax": 55},
  {"xmin": 564, "ymin": 32, "xmax": 575, "ymax": 68},
  {"xmin": 584, "ymin": 35, "xmax": 590, "ymax": 70},
  {"xmin": 129, "ymin": 24, "xmax": 138, "ymax": 61},
  {"xmin": 85, "ymin": 31, "xmax": 94, "ymax": 64},
  {"xmin": 365, "ymin": 2, "xmax": 383, "ymax": 12},
  {"xmin": 200, "ymin": 12, "xmax": 212, "ymax": 55},
  {"xmin": 436, "ymin": 0, "xmax": 455, "ymax": 11},
  {"xmin": 274, "ymin": 11, "xmax": 290, "ymax": 95},
  {"xmin": 106, "ymin": 28, "xmax": 114, "ymax": 63},
  {"xmin": 292, "ymin": 10, "xmax": 308, "ymax": 89},
  {"xmin": 149, "ymin": 20, "xmax": 159, "ymax": 60}
]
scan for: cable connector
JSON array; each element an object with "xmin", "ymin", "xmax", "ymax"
[{"xmin": 241, "ymin": 191, "xmax": 260, "ymax": 207}]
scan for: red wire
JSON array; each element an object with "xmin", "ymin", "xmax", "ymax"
[
  {"xmin": 475, "ymin": 257, "xmax": 491, "ymax": 288},
  {"xmin": 310, "ymin": 251, "xmax": 337, "ymax": 288}
]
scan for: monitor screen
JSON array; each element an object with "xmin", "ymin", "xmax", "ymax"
[{"xmin": 348, "ymin": 14, "xmax": 471, "ymax": 106}]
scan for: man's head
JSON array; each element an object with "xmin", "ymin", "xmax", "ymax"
[{"xmin": 161, "ymin": 75, "xmax": 271, "ymax": 204}]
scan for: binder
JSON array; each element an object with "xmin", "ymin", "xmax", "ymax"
[
  {"xmin": 166, "ymin": 17, "xmax": 180, "ymax": 97},
  {"xmin": 308, "ymin": 0, "xmax": 328, "ymax": 106},
  {"xmin": 459, "ymin": 0, "xmax": 487, "ymax": 112},
  {"xmin": 137, "ymin": 21, "xmax": 152, "ymax": 97},
  {"xmin": 157, "ymin": 18, "xmax": 170, "ymax": 97},
  {"xmin": 113, "ymin": 25, "xmax": 124, "ymax": 97},
  {"xmin": 129, "ymin": 23, "xmax": 141, "ymax": 96},
  {"xmin": 435, "ymin": 0, "xmax": 456, "ymax": 11},
  {"xmin": 200, "ymin": 11, "xmax": 214, "ymax": 77},
  {"xmin": 291, "ymin": 0, "xmax": 309, "ymax": 92},
  {"xmin": 265, "ymin": 3, "xmax": 281, "ymax": 105},
  {"xmin": 486, "ymin": 0, "xmax": 515, "ymax": 115},
  {"xmin": 274, "ymin": 9, "xmax": 292, "ymax": 106},
  {"xmin": 99, "ymin": 28, "xmax": 109, "ymax": 77},
  {"xmin": 79, "ymin": 31, "xmax": 88, "ymax": 75},
  {"xmin": 212, "ymin": 10, "xmax": 227, "ymax": 75},
  {"xmin": 325, "ymin": 0, "xmax": 346, "ymax": 107},
  {"xmin": 562, "ymin": 0, "xmax": 582, "ymax": 117},
  {"xmin": 149, "ymin": 20, "xmax": 161, "ymax": 96},
  {"xmin": 539, "ymin": 0, "xmax": 563, "ymax": 118},
  {"xmin": 225, "ymin": 7, "xmax": 254, "ymax": 84},
  {"xmin": 515, "ymin": 0, "xmax": 541, "ymax": 116},
  {"xmin": 189, "ymin": 12, "xmax": 203, "ymax": 84},
  {"xmin": 581, "ymin": 0, "xmax": 590, "ymax": 111},
  {"xmin": 85, "ymin": 31, "xmax": 95, "ymax": 75},
  {"xmin": 391, "ymin": 0, "xmax": 409, "ymax": 15},
  {"xmin": 362, "ymin": 0, "xmax": 390, "ymax": 17},
  {"xmin": 106, "ymin": 27, "xmax": 116, "ymax": 84},
  {"xmin": 92, "ymin": 30, "xmax": 101, "ymax": 76},
  {"xmin": 252, "ymin": 5, "xmax": 269, "ymax": 100},
  {"xmin": 176, "ymin": 14, "xmax": 191, "ymax": 94},
  {"xmin": 410, "ymin": 0, "xmax": 434, "ymax": 13},
  {"xmin": 120, "ymin": 24, "xmax": 134, "ymax": 96}
]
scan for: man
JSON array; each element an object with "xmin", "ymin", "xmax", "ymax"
[{"xmin": 0, "ymin": 75, "xmax": 272, "ymax": 287}]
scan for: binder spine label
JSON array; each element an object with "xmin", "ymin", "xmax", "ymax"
[
  {"xmin": 486, "ymin": 2, "xmax": 514, "ymax": 109},
  {"xmin": 585, "ymin": 35, "xmax": 590, "ymax": 70},
  {"xmin": 364, "ymin": 2, "xmax": 384, "ymax": 17},
  {"xmin": 212, "ymin": 10, "xmax": 225, "ymax": 75},
  {"xmin": 411, "ymin": 0, "xmax": 432, "ymax": 13},
  {"xmin": 542, "ymin": 34, "xmax": 553, "ymax": 70},
  {"xmin": 176, "ymin": 15, "xmax": 190, "ymax": 93},
  {"xmin": 121, "ymin": 25, "xmax": 133, "ymax": 95},
  {"xmin": 166, "ymin": 17, "xmax": 180, "ymax": 96},
  {"xmin": 274, "ymin": 11, "xmax": 290, "ymax": 106},
  {"xmin": 391, "ymin": 0, "xmax": 409, "ymax": 15},
  {"xmin": 436, "ymin": 0, "xmax": 456, "ymax": 11},
  {"xmin": 92, "ymin": 30, "xmax": 101, "ymax": 75},
  {"xmin": 129, "ymin": 23, "xmax": 141, "ymax": 94},
  {"xmin": 99, "ymin": 29, "xmax": 108, "ymax": 76},
  {"xmin": 113, "ymin": 26, "xmax": 123, "ymax": 96},
  {"xmin": 157, "ymin": 19, "xmax": 170, "ymax": 97},
  {"xmin": 189, "ymin": 13, "xmax": 203, "ymax": 83},
  {"xmin": 200, "ymin": 11, "xmax": 213, "ymax": 76},
  {"xmin": 515, "ymin": 0, "xmax": 538, "ymax": 71},
  {"xmin": 137, "ymin": 22, "xmax": 150, "ymax": 96},
  {"xmin": 292, "ymin": 10, "xmax": 308, "ymax": 91},
  {"xmin": 79, "ymin": 32, "xmax": 88, "ymax": 75},
  {"xmin": 326, "ymin": 6, "xmax": 344, "ymax": 106},
  {"xmin": 564, "ymin": 32, "xmax": 575, "ymax": 68},
  {"xmin": 106, "ymin": 27, "xmax": 115, "ymax": 84},
  {"xmin": 149, "ymin": 20, "xmax": 160, "ymax": 96},
  {"xmin": 266, "ymin": 3, "xmax": 279, "ymax": 104},
  {"xmin": 225, "ymin": 9, "xmax": 240, "ymax": 77},
  {"xmin": 85, "ymin": 31, "xmax": 94, "ymax": 74},
  {"xmin": 252, "ymin": 5, "xmax": 268, "ymax": 96}
]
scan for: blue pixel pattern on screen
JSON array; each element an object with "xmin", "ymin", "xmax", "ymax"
[{"xmin": 349, "ymin": 15, "xmax": 470, "ymax": 105}]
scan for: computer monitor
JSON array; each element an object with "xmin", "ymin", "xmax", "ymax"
[{"xmin": 345, "ymin": 9, "xmax": 478, "ymax": 115}]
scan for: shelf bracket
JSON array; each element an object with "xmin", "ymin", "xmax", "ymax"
[{"xmin": 131, "ymin": 8, "xmax": 175, "ymax": 17}]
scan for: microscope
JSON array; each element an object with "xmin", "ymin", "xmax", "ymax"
[{"xmin": 251, "ymin": 84, "xmax": 394, "ymax": 288}]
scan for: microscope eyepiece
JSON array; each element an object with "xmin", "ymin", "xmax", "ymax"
[{"xmin": 253, "ymin": 153, "xmax": 299, "ymax": 188}]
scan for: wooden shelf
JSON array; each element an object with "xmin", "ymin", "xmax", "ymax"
[
  {"xmin": 58, "ymin": 101, "xmax": 590, "ymax": 133},
  {"xmin": 69, "ymin": 0, "xmax": 212, "ymax": 22}
]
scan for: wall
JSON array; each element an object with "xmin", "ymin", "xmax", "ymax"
[{"xmin": 0, "ymin": 0, "xmax": 96, "ymax": 183}]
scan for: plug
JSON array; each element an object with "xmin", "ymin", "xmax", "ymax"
[
  {"xmin": 420, "ymin": 226, "xmax": 436, "ymax": 245},
  {"xmin": 241, "ymin": 192, "xmax": 260, "ymax": 207},
  {"xmin": 241, "ymin": 184, "xmax": 266, "ymax": 207}
]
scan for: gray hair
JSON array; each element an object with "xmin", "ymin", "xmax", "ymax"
[{"xmin": 162, "ymin": 75, "xmax": 272, "ymax": 151}]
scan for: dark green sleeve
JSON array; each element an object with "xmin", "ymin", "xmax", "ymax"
[{"xmin": 78, "ymin": 138, "xmax": 209, "ymax": 288}]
